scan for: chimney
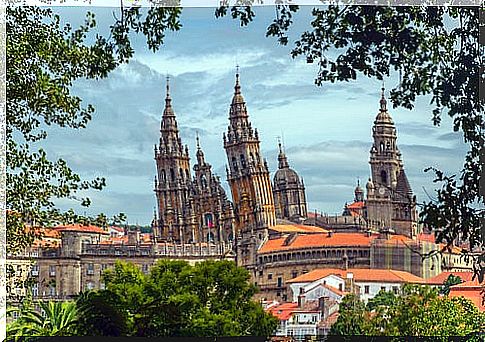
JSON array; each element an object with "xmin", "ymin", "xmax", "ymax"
[
  {"xmin": 298, "ymin": 294, "xmax": 306, "ymax": 308},
  {"xmin": 345, "ymin": 272, "xmax": 354, "ymax": 292},
  {"xmin": 318, "ymin": 296, "xmax": 329, "ymax": 319}
]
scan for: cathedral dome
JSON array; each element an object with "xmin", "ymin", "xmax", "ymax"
[{"xmin": 274, "ymin": 167, "xmax": 301, "ymax": 186}]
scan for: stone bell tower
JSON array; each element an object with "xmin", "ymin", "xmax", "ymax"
[
  {"xmin": 366, "ymin": 87, "xmax": 418, "ymax": 237},
  {"xmin": 223, "ymin": 69, "xmax": 276, "ymax": 268},
  {"xmin": 154, "ymin": 77, "xmax": 192, "ymax": 243}
]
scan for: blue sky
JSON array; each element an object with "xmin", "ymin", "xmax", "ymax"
[{"xmin": 43, "ymin": 6, "xmax": 467, "ymax": 225}]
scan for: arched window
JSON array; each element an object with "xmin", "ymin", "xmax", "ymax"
[
  {"xmin": 179, "ymin": 168, "xmax": 183, "ymax": 180},
  {"xmin": 250, "ymin": 153, "xmax": 254, "ymax": 165},
  {"xmin": 170, "ymin": 168, "xmax": 175, "ymax": 181},
  {"xmin": 161, "ymin": 170, "xmax": 166, "ymax": 183},
  {"xmin": 380, "ymin": 142, "xmax": 385, "ymax": 153},
  {"xmin": 232, "ymin": 157, "xmax": 238, "ymax": 171},
  {"xmin": 185, "ymin": 169, "xmax": 190, "ymax": 180},
  {"xmin": 381, "ymin": 170, "xmax": 387, "ymax": 185},
  {"xmin": 240, "ymin": 154, "xmax": 246, "ymax": 168}
]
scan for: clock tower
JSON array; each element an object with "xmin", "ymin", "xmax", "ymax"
[{"xmin": 366, "ymin": 88, "xmax": 418, "ymax": 237}]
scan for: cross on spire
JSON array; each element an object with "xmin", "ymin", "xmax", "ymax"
[{"xmin": 380, "ymin": 82, "xmax": 387, "ymax": 111}]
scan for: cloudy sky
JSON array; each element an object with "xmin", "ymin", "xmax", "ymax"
[{"xmin": 43, "ymin": 6, "xmax": 467, "ymax": 225}]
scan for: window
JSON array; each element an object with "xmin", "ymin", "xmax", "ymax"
[
  {"xmin": 142, "ymin": 264, "xmax": 149, "ymax": 274},
  {"xmin": 392, "ymin": 286, "xmax": 399, "ymax": 294},
  {"xmin": 86, "ymin": 263, "xmax": 94, "ymax": 275},
  {"xmin": 49, "ymin": 265, "xmax": 56, "ymax": 277},
  {"xmin": 49, "ymin": 285, "xmax": 56, "ymax": 296},
  {"xmin": 338, "ymin": 283, "xmax": 343, "ymax": 291},
  {"xmin": 170, "ymin": 168, "xmax": 175, "ymax": 181},
  {"xmin": 100, "ymin": 282, "xmax": 106, "ymax": 290},
  {"xmin": 101, "ymin": 264, "xmax": 108, "ymax": 271},
  {"xmin": 364, "ymin": 285, "xmax": 370, "ymax": 294},
  {"xmin": 277, "ymin": 277, "xmax": 282, "ymax": 287},
  {"xmin": 381, "ymin": 170, "xmax": 387, "ymax": 185},
  {"xmin": 381, "ymin": 286, "xmax": 386, "ymax": 291},
  {"xmin": 232, "ymin": 157, "xmax": 238, "ymax": 171},
  {"xmin": 268, "ymin": 274, "xmax": 273, "ymax": 280},
  {"xmin": 86, "ymin": 282, "xmax": 94, "ymax": 291},
  {"xmin": 32, "ymin": 283, "xmax": 39, "ymax": 297},
  {"xmin": 259, "ymin": 270, "xmax": 263, "ymax": 277},
  {"xmin": 292, "ymin": 271, "xmax": 298, "ymax": 279},
  {"xmin": 31, "ymin": 265, "xmax": 39, "ymax": 276}
]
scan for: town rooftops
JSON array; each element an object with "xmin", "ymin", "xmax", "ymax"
[
  {"xmin": 53, "ymin": 224, "xmax": 109, "ymax": 235},
  {"xmin": 287, "ymin": 268, "xmax": 426, "ymax": 284},
  {"xmin": 267, "ymin": 302, "xmax": 299, "ymax": 320}
]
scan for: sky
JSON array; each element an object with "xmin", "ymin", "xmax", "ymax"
[{"xmin": 42, "ymin": 6, "xmax": 467, "ymax": 225}]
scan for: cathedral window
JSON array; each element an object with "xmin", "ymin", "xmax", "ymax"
[
  {"xmin": 380, "ymin": 142, "xmax": 385, "ymax": 153},
  {"xmin": 240, "ymin": 154, "xmax": 246, "ymax": 168},
  {"xmin": 201, "ymin": 175, "xmax": 207, "ymax": 188},
  {"xmin": 161, "ymin": 170, "xmax": 166, "ymax": 183},
  {"xmin": 170, "ymin": 168, "xmax": 175, "ymax": 181},
  {"xmin": 232, "ymin": 157, "xmax": 238, "ymax": 171},
  {"xmin": 179, "ymin": 168, "xmax": 183, "ymax": 181},
  {"xmin": 386, "ymin": 141, "xmax": 391, "ymax": 150},
  {"xmin": 185, "ymin": 169, "xmax": 190, "ymax": 180},
  {"xmin": 381, "ymin": 170, "xmax": 387, "ymax": 185}
]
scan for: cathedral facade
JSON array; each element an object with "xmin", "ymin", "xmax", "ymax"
[{"xmin": 152, "ymin": 71, "xmax": 419, "ymax": 275}]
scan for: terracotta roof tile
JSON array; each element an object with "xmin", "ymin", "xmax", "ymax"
[
  {"xmin": 287, "ymin": 268, "xmax": 426, "ymax": 284},
  {"xmin": 267, "ymin": 302, "xmax": 299, "ymax": 321},
  {"xmin": 449, "ymin": 281, "xmax": 485, "ymax": 311},
  {"xmin": 270, "ymin": 224, "xmax": 328, "ymax": 234},
  {"xmin": 54, "ymin": 224, "xmax": 109, "ymax": 235},
  {"xmin": 347, "ymin": 201, "xmax": 365, "ymax": 209},
  {"xmin": 259, "ymin": 232, "xmax": 379, "ymax": 253},
  {"xmin": 427, "ymin": 271, "xmax": 475, "ymax": 285}
]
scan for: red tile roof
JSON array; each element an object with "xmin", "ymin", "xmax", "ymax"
[
  {"xmin": 427, "ymin": 271, "xmax": 475, "ymax": 285},
  {"xmin": 100, "ymin": 233, "xmax": 152, "ymax": 245},
  {"xmin": 287, "ymin": 268, "xmax": 426, "ymax": 284},
  {"xmin": 54, "ymin": 224, "xmax": 109, "ymax": 235},
  {"xmin": 449, "ymin": 279, "xmax": 485, "ymax": 311},
  {"xmin": 267, "ymin": 302, "xmax": 299, "ymax": 321},
  {"xmin": 259, "ymin": 232, "xmax": 379, "ymax": 253},
  {"xmin": 347, "ymin": 201, "xmax": 365, "ymax": 209},
  {"xmin": 270, "ymin": 224, "xmax": 328, "ymax": 234}
]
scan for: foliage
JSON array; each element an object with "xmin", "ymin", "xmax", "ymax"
[
  {"xmin": 366, "ymin": 289, "xmax": 397, "ymax": 312},
  {"xmin": 441, "ymin": 274, "xmax": 463, "ymax": 296},
  {"xmin": 6, "ymin": 300, "xmax": 79, "ymax": 340},
  {"xmin": 7, "ymin": 4, "xmax": 181, "ymax": 256},
  {"xmin": 331, "ymin": 285, "xmax": 485, "ymax": 337},
  {"xmin": 329, "ymin": 293, "xmax": 370, "ymax": 336},
  {"xmin": 216, "ymin": 4, "xmax": 484, "ymax": 280},
  {"xmin": 75, "ymin": 260, "xmax": 278, "ymax": 337}
]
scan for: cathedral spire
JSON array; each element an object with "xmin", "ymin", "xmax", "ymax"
[
  {"xmin": 195, "ymin": 131, "xmax": 205, "ymax": 165},
  {"xmin": 277, "ymin": 139, "xmax": 289, "ymax": 169},
  {"xmin": 380, "ymin": 85, "xmax": 387, "ymax": 112},
  {"xmin": 164, "ymin": 76, "xmax": 175, "ymax": 117}
]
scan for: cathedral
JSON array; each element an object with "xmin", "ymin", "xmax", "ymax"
[{"xmin": 152, "ymin": 70, "xmax": 418, "ymax": 264}]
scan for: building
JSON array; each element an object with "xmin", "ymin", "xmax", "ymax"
[
  {"xmin": 273, "ymin": 142, "xmax": 308, "ymax": 222},
  {"xmin": 153, "ymin": 78, "xmax": 234, "ymax": 244}
]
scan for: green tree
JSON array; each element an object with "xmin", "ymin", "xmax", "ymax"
[
  {"xmin": 7, "ymin": 4, "xmax": 180, "ymax": 255},
  {"xmin": 7, "ymin": 301, "xmax": 79, "ymax": 340},
  {"xmin": 75, "ymin": 260, "xmax": 278, "ymax": 337},
  {"xmin": 331, "ymin": 285, "xmax": 485, "ymax": 337},
  {"xmin": 441, "ymin": 274, "xmax": 463, "ymax": 296},
  {"xmin": 329, "ymin": 293, "xmax": 370, "ymax": 336}
]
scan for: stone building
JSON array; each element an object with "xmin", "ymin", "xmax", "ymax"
[
  {"xmin": 223, "ymin": 71, "xmax": 277, "ymax": 271},
  {"xmin": 154, "ymin": 78, "xmax": 234, "ymax": 244},
  {"xmin": 365, "ymin": 88, "xmax": 418, "ymax": 237},
  {"xmin": 273, "ymin": 142, "xmax": 308, "ymax": 222}
]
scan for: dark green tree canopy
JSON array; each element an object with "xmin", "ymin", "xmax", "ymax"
[{"xmin": 75, "ymin": 260, "xmax": 278, "ymax": 337}]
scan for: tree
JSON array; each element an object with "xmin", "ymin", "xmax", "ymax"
[
  {"xmin": 7, "ymin": 4, "xmax": 180, "ymax": 255},
  {"xmin": 75, "ymin": 260, "xmax": 278, "ymax": 337},
  {"xmin": 331, "ymin": 285, "xmax": 485, "ymax": 337},
  {"xmin": 329, "ymin": 293, "xmax": 370, "ymax": 336},
  {"xmin": 6, "ymin": 300, "xmax": 79, "ymax": 340},
  {"xmin": 441, "ymin": 274, "xmax": 463, "ymax": 296}
]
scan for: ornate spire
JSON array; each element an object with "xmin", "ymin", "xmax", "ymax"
[
  {"xmin": 235, "ymin": 65, "xmax": 241, "ymax": 95},
  {"xmin": 231, "ymin": 67, "xmax": 246, "ymax": 108},
  {"xmin": 277, "ymin": 138, "xmax": 289, "ymax": 169},
  {"xmin": 164, "ymin": 75, "xmax": 174, "ymax": 117},
  {"xmin": 195, "ymin": 131, "xmax": 205, "ymax": 165},
  {"xmin": 380, "ymin": 85, "xmax": 387, "ymax": 112}
]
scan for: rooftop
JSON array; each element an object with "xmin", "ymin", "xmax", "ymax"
[{"xmin": 287, "ymin": 268, "xmax": 426, "ymax": 284}]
